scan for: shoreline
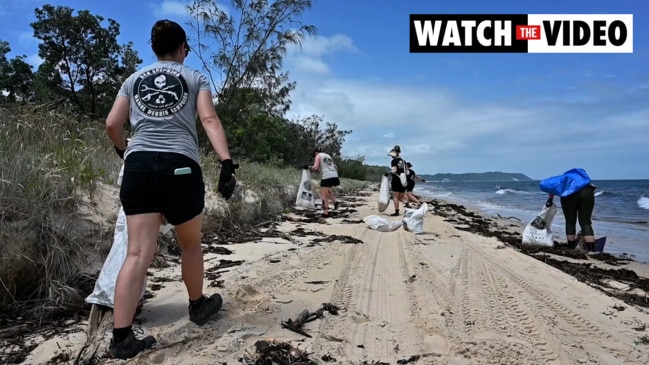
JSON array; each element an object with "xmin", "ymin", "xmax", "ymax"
[
  {"xmin": 414, "ymin": 185, "xmax": 649, "ymax": 264},
  {"xmin": 12, "ymin": 187, "xmax": 649, "ymax": 364},
  {"xmin": 410, "ymin": 188, "xmax": 649, "ymax": 281}
]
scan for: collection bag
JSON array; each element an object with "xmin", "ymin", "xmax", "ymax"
[
  {"xmin": 378, "ymin": 175, "xmax": 391, "ymax": 212},
  {"xmin": 86, "ymin": 164, "xmax": 148, "ymax": 307},
  {"xmin": 521, "ymin": 203, "xmax": 557, "ymax": 246},
  {"xmin": 402, "ymin": 203, "xmax": 428, "ymax": 234},
  {"xmin": 364, "ymin": 215, "xmax": 402, "ymax": 232},
  {"xmin": 296, "ymin": 169, "xmax": 316, "ymax": 209},
  {"xmin": 398, "ymin": 159, "xmax": 408, "ymax": 187}
]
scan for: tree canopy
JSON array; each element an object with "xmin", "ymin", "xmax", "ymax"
[{"xmin": 0, "ymin": 1, "xmax": 384, "ymax": 180}]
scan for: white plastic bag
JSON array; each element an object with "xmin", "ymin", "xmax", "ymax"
[
  {"xmin": 364, "ymin": 215, "xmax": 403, "ymax": 232},
  {"xmin": 296, "ymin": 169, "xmax": 316, "ymax": 209},
  {"xmin": 85, "ymin": 163, "xmax": 157, "ymax": 308},
  {"xmin": 402, "ymin": 203, "xmax": 428, "ymax": 234},
  {"xmin": 378, "ymin": 175, "xmax": 391, "ymax": 212},
  {"xmin": 521, "ymin": 204, "xmax": 557, "ymax": 246},
  {"xmin": 399, "ymin": 172, "xmax": 407, "ymax": 187}
]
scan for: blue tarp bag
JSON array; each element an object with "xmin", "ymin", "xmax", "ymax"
[{"xmin": 539, "ymin": 168, "xmax": 591, "ymax": 197}]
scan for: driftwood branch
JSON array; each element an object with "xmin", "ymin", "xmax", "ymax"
[
  {"xmin": 280, "ymin": 303, "xmax": 340, "ymax": 338},
  {"xmin": 75, "ymin": 304, "xmax": 113, "ymax": 364}
]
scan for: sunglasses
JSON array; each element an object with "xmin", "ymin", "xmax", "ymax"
[{"xmin": 184, "ymin": 43, "xmax": 191, "ymax": 57}]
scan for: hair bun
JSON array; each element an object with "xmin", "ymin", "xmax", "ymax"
[{"xmin": 150, "ymin": 19, "xmax": 188, "ymax": 56}]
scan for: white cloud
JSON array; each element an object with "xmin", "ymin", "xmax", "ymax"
[
  {"xmin": 150, "ymin": 0, "xmax": 192, "ymax": 19},
  {"xmin": 287, "ymin": 34, "xmax": 358, "ymax": 76},
  {"xmin": 283, "ymin": 34, "xmax": 649, "ymax": 178},
  {"xmin": 26, "ymin": 54, "xmax": 43, "ymax": 68},
  {"xmin": 151, "ymin": 0, "xmax": 229, "ymax": 21},
  {"xmin": 292, "ymin": 57, "xmax": 330, "ymax": 75},
  {"xmin": 293, "ymin": 34, "xmax": 359, "ymax": 58}
]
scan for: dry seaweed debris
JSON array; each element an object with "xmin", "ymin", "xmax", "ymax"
[{"xmin": 240, "ymin": 339, "xmax": 317, "ymax": 365}]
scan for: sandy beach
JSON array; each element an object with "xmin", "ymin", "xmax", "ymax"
[{"xmin": 18, "ymin": 187, "xmax": 649, "ymax": 365}]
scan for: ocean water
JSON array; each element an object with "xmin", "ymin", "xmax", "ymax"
[{"xmin": 414, "ymin": 179, "xmax": 649, "ymax": 263}]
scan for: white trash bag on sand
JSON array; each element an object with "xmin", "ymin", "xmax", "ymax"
[
  {"xmin": 402, "ymin": 203, "xmax": 428, "ymax": 234},
  {"xmin": 521, "ymin": 203, "xmax": 557, "ymax": 246},
  {"xmin": 296, "ymin": 169, "xmax": 316, "ymax": 209},
  {"xmin": 85, "ymin": 206, "xmax": 143, "ymax": 308},
  {"xmin": 364, "ymin": 215, "xmax": 402, "ymax": 232},
  {"xmin": 377, "ymin": 175, "xmax": 391, "ymax": 212}
]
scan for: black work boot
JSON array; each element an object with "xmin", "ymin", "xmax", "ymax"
[
  {"xmin": 566, "ymin": 240, "xmax": 577, "ymax": 249},
  {"xmin": 109, "ymin": 332, "xmax": 156, "ymax": 359},
  {"xmin": 189, "ymin": 293, "xmax": 223, "ymax": 326},
  {"xmin": 587, "ymin": 242, "xmax": 596, "ymax": 252}
]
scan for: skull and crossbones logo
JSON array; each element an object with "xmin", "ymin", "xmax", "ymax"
[
  {"xmin": 134, "ymin": 69, "xmax": 189, "ymax": 116},
  {"xmin": 140, "ymin": 75, "xmax": 180, "ymax": 103}
]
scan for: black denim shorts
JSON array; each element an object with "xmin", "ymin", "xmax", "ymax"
[
  {"xmin": 120, "ymin": 151, "xmax": 205, "ymax": 225},
  {"xmin": 320, "ymin": 177, "xmax": 340, "ymax": 188}
]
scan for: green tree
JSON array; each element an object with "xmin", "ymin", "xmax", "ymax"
[
  {"xmin": 188, "ymin": 0, "xmax": 316, "ymax": 120},
  {"xmin": 85, "ymin": 41, "xmax": 143, "ymax": 115},
  {"xmin": 188, "ymin": 0, "xmax": 317, "ymax": 160},
  {"xmin": 0, "ymin": 40, "xmax": 10, "ymax": 100},
  {"xmin": 30, "ymin": 5, "xmax": 142, "ymax": 117},
  {"xmin": 32, "ymin": 61, "xmax": 66, "ymax": 106},
  {"xmin": 0, "ymin": 41, "xmax": 34, "ymax": 103},
  {"xmin": 281, "ymin": 115, "xmax": 352, "ymax": 167}
]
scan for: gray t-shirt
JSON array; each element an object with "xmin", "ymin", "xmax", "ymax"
[
  {"xmin": 118, "ymin": 60, "xmax": 211, "ymax": 163},
  {"xmin": 317, "ymin": 152, "xmax": 338, "ymax": 180}
]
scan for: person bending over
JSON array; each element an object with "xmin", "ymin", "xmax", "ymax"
[
  {"xmin": 541, "ymin": 168, "xmax": 597, "ymax": 251},
  {"xmin": 306, "ymin": 148, "xmax": 340, "ymax": 217}
]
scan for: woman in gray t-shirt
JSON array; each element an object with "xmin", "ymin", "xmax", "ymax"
[{"xmin": 105, "ymin": 19, "xmax": 235, "ymax": 359}]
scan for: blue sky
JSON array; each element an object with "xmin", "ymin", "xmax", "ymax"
[{"xmin": 1, "ymin": 0, "xmax": 647, "ymax": 179}]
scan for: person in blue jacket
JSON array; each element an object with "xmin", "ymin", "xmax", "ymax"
[{"xmin": 540, "ymin": 168, "xmax": 597, "ymax": 251}]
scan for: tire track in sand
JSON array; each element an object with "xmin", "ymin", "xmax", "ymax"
[
  {"xmin": 401, "ymin": 238, "xmax": 567, "ymax": 364},
  {"xmin": 313, "ymin": 225, "xmax": 429, "ymax": 363},
  {"xmin": 487, "ymin": 257, "xmax": 646, "ymax": 364},
  {"xmin": 465, "ymin": 237, "xmax": 647, "ymax": 365}
]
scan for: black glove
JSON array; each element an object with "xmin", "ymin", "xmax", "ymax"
[
  {"xmin": 114, "ymin": 146, "xmax": 125, "ymax": 159},
  {"xmin": 422, "ymin": 179, "xmax": 426, "ymax": 183},
  {"xmin": 383, "ymin": 172, "xmax": 390, "ymax": 177},
  {"xmin": 218, "ymin": 159, "xmax": 239, "ymax": 200},
  {"xmin": 302, "ymin": 165, "xmax": 310, "ymax": 170},
  {"xmin": 114, "ymin": 139, "xmax": 128, "ymax": 159},
  {"xmin": 545, "ymin": 199, "xmax": 553, "ymax": 207}
]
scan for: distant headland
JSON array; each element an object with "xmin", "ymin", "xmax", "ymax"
[{"xmin": 421, "ymin": 172, "xmax": 534, "ymax": 182}]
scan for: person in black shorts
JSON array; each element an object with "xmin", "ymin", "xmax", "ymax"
[
  {"xmin": 386, "ymin": 145, "xmax": 406, "ymax": 216},
  {"xmin": 105, "ymin": 19, "xmax": 237, "ymax": 359},
  {"xmin": 306, "ymin": 148, "xmax": 340, "ymax": 217},
  {"xmin": 404, "ymin": 162, "xmax": 425, "ymax": 207}
]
